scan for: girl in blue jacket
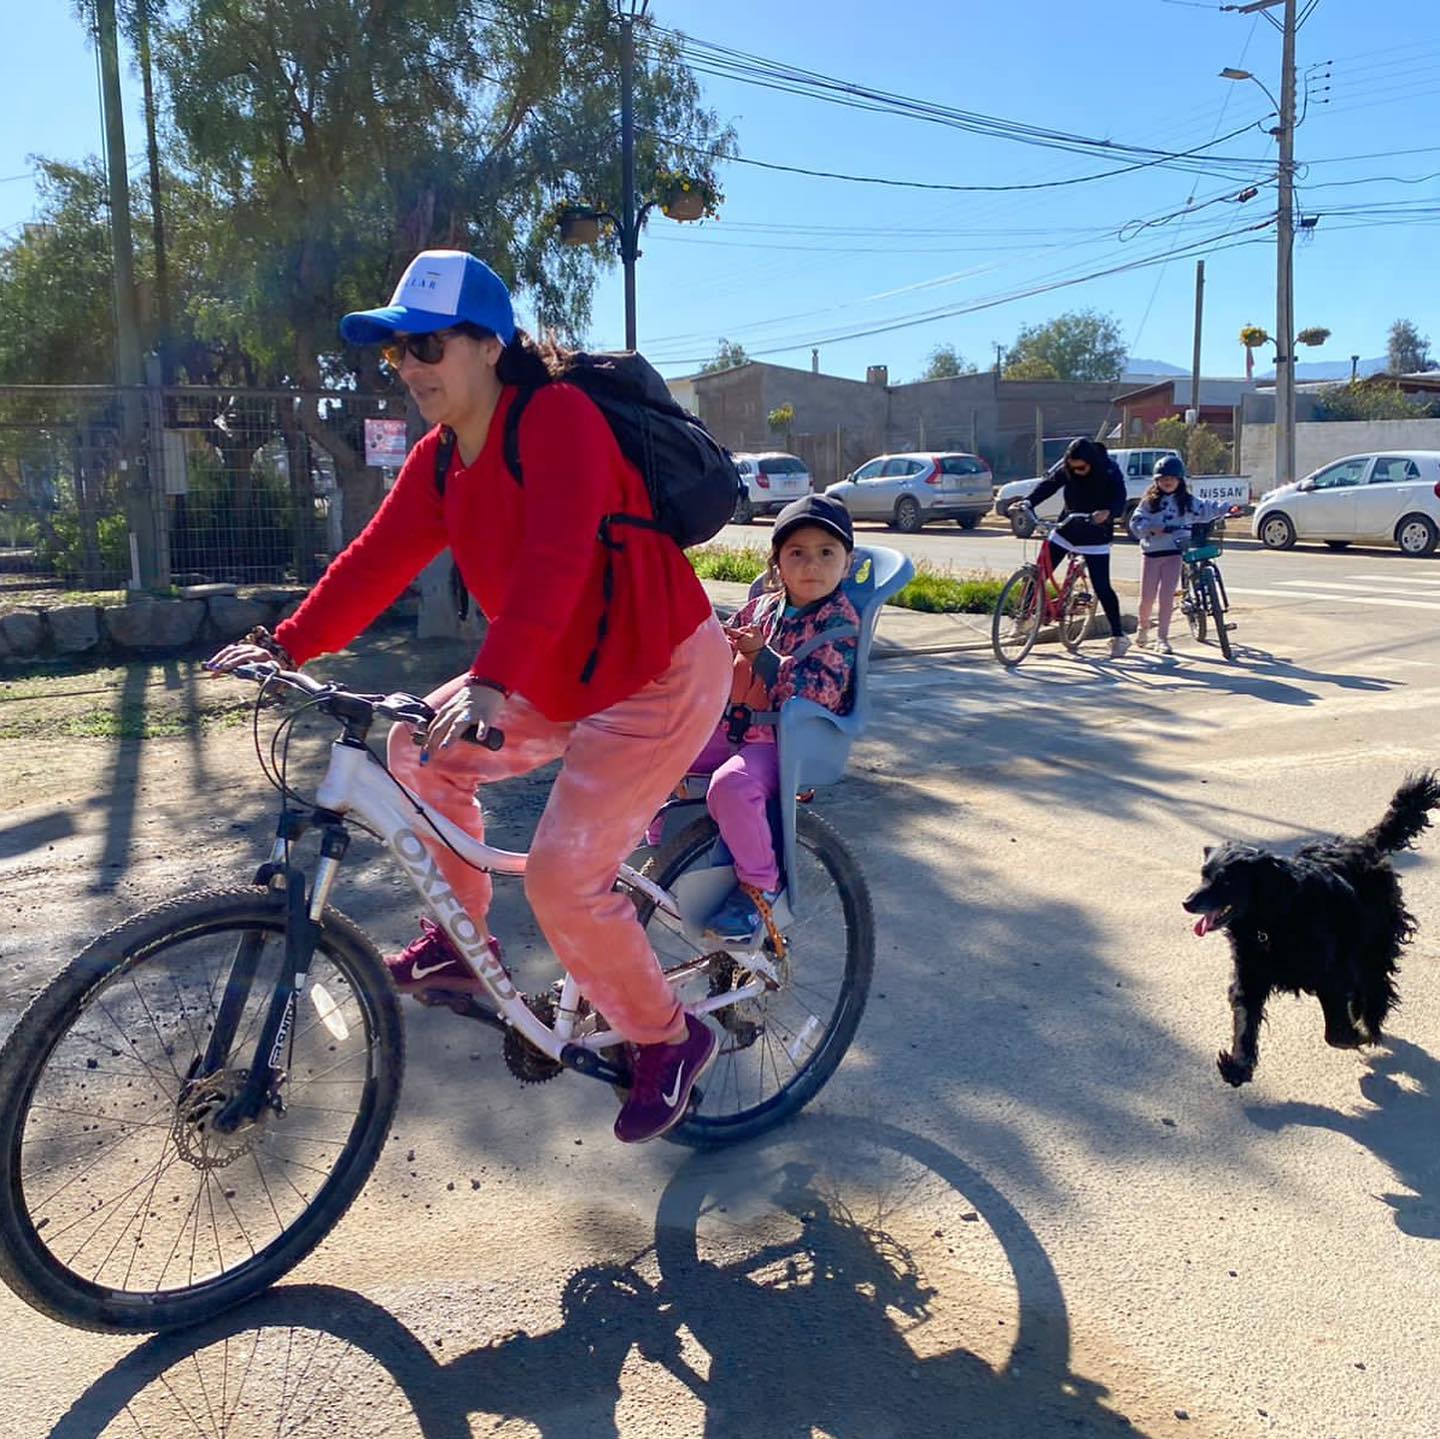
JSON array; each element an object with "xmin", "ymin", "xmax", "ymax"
[{"xmin": 1128, "ymin": 455, "xmax": 1237, "ymax": 653}]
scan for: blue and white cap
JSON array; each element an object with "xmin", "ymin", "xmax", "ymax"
[{"xmin": 340, "ymin": 250, "xmax": 516, "ymax": 345}]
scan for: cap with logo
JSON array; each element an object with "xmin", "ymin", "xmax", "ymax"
[
  {"xmin": 771, "ymin": 493, "xmax": 855, "ymax": 551},
  {"xmin": 340, "ymin": 250, "xmax": 516, "ymax": 345}
]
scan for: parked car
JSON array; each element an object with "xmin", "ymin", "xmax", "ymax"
[
  {"xmin": 731, "ymin": 452, "xmax": 814, "ymax": 522},
  {"xmin": 825, "ymin": 452, "xmax": 993, "ymax": 533},
  {"xmin": 994, "ymin": 447, "xmax": 1252, "ymax": 539},
  {"xmin": 1252, "ymin": 451, "xmax": 1440, "ymax": 555}
]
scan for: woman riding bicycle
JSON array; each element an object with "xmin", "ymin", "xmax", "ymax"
[
  {"xmin": 1022, "ymin": 437, "xmax": 1130, "ymax": 658},
  {"xmin": 209, "ymin": 250, "xmax": 729, "ymax": 1144}
]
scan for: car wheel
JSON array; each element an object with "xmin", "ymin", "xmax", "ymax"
[
  {"xmin": 956, "ymin": 515, "xmax": 981, "ymax": 530},
  {"xmin": 1009, "ymin": 507, "xmax": 1036, "ymax": 540},
  {"xmin": 1395, "ymin": 513, "xmax": 1439, "ymax": 556},
  {"xmin": 893, "ymin": 496, "xmax": 922, "ymax": 533},
  {"xmin": 1259, "ymin": 512, "xmax": 1296, "ymax": 550},
  {"xmin": 1323, "ymin": 540, "xmax": 1350, "ymax": 550},
  {"xmin": 733, "ymin": 493, "xmax": 754, "ymax": 525}
]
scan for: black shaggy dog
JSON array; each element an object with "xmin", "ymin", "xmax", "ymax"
[{"xmin": 1183, "ymin": 771, "xmax": 1440, "ymax": 1087}]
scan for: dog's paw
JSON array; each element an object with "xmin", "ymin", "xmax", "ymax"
[{"xmin": 1217, "ymin": 1050, "xmax": 1254, "ymax": 1087}]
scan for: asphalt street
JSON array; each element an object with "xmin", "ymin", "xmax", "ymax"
[{"xmin": 1, "ymin": 533, "xmax": 1438, "ymax": 1439}]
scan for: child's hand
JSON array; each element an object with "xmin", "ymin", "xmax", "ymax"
[{"xmin": 732, "ymin": 624, "xmax": 767, "ymax": 657}]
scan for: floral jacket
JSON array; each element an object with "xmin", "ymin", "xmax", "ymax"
[{"xmin": 723, "ymin": 584, "xmax": 860, "ymax": 745}]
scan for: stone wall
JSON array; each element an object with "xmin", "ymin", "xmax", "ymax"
[{"xmin": 0, "ymin": 585, "xmax": 312, "ymax": 661}]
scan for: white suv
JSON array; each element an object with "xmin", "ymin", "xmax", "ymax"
[{"xmin": 731, "ymin": 452, "xmax": 813, "ymax": 523}]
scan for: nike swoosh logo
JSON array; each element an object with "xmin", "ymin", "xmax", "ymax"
[
  {"xmin": 411, "ymin": 958, "xmax": 455, "ymax": 980},
  {"xmin": 661, "ymin": 1064, "xmax": 687, "ymax": 1108}
]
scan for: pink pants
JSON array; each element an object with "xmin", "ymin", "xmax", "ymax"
[
  {"xmin": 1138, "ymin": 552, "xmax": 1184, "ymax": 640},
  {"xmin": 690, "ymin": 728, "xmax": 782, "ymax": 891},
  {"xmin": 386, "ymin": 616, "xmax": 730, "ymax": 1045}
]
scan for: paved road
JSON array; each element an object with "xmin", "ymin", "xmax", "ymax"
[{"xmin": 2, "ymin": 583, "xmax": 1438, "ymax": 1436}]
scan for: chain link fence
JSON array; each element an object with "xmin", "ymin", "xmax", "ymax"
[{"xmin": 0, "ymin": 384, "xmax": 406, "ymax": 594}]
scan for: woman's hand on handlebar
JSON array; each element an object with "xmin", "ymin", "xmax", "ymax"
[
  {"xmin": 205, "ymin": 641, "xmax": 282, "ymax": 674},
  {"xmin": 423, "ymin": 679, "xmax": 504, "ymax": 757}
]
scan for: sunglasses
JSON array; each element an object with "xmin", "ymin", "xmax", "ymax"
[
  {"xmin": 379, "ymin": 331, "xmax": 456, "ymax": 368},
  {"xmin": 1068, "ymin": 460, "xmax": 1092, "ymax": 474}
]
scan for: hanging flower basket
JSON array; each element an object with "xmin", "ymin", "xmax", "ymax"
[
  {"xmin": 661, "ymin": 186, "xmax": 707, "ymax": 222},
  {"xmin": 558, "ymin": 208, "xmax": 601, "ymax": 245}
]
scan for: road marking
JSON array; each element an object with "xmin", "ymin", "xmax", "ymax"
[
  {"xmin": 1274, "ymin": 579, "xmax": 1440, "ymax": 594},
  {"xmin": 1227, "ymin": 586, "xmax": 1440, "ymax": 612},
  {"xmin": 1345, "ymin": 573, "xmax": 1440, "ymax": 586}
]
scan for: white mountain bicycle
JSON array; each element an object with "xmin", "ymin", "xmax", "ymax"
[{"xmin": 0, "ymin": 662, "xmax": 874, "ymax": 1333}]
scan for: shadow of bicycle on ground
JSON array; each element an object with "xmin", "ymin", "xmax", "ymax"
[{"xmin": 49, "ymin": 1115, "xmax": 1175, "ymax": 1439}]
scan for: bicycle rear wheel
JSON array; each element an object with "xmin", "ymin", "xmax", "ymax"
[
  {"xmin": 1183, "ymin": 569, "xmax": 1207, "ymax": 643},
  {"xmin": 636, "ymin": 811, "xmax": 874, "ymax": 1149},
  {"xmin": 992, "ymin": 566, "xmax": 1043, "ymax": 667},
  {"xmin": 0, "ymin": 888, "xmax": 403, "ymax": 1333},
  {"xmin": 1059, "ymin": 579, "xmax": 1096, "ymax": 653}
]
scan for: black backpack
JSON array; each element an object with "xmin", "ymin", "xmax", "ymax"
[{"xmin": 434, "ymin": 351, "xmax": 742, "ymax": 682}]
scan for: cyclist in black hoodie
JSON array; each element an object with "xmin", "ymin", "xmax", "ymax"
[{"xmin": 1022, "ymin": 437, "xmax": 1131, "ymax": 657}]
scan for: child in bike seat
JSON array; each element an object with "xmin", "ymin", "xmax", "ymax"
[
  {"xmin": 1128, "ymin": 454, "xmax": 1239, "ymax": 654},
  {"xmin": 685, "ymin": 493, "xmax": 861, "ymax": 942}
]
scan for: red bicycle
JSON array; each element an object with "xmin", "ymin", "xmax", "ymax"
[{"xmin": 991, "ymin": 510, "xmax": 1096, "ymax": 666}]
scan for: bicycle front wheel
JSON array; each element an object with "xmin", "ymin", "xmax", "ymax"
[
  {"xmin": 0, "ymin": 888, "xmax": 403, "ymax": 1333},
  {"xmin": 637, "ymin": 811, "xmax": 874, "ymax": 1149},
  {"xmin": 992, "ymin": 565, "xmax": 1043, "ymax": 667},
  {"xmin": 1059, "ymin": 580, "xmax": 1096, "ymax": 653},
  {"xmin": 1203, "ymin": 569, "xmax": 1233, "ymax": 660}
]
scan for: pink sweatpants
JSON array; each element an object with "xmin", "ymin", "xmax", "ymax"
[
  {"xmin": 386, "ymin": 616, "xmax": 730, "ymax": 1045},
  {"xmin": 689, "ymin": 728, "xmax": 782, "ymax": 892},
  {"xmin": 1138, "ymin": 551, "xmax": 1184, "ymax": 640}
]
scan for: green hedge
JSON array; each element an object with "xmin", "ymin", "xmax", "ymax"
[{"xmin": 688, "ymin": 546, "xmax": 1003, "ymax": 614}]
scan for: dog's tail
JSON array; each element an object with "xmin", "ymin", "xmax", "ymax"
[{"xmin": 1363, "ymin": 770, "xmax": 1440, "ymax": 855}]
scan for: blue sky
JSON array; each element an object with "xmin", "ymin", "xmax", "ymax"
[{"xmin": 4, "ymin": 0, "xmax": 1437, "ymax": 382}]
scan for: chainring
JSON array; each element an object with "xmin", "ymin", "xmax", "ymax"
[{"xmin": 502, "ymin": 993, "xmax": 566, "ymax": 1084}]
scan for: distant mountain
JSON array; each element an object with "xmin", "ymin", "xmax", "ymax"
[
  {"xmin": 1123, "ymin": 357, "xmax": 1188, "ymax": 376},
  {"xmin": 1255, "ymin": 356, "xmax": 1389, "ymax": 381}
]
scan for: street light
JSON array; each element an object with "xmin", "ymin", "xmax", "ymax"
[
  {"xmin": 1221, "ymin": 0, "xmax": 1301, "ymax": 489},
  {"xmin": 557, "ymin": 0, "xmax": 718, "ymax": 349}
]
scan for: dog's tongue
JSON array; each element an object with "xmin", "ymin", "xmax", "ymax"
[{"xmin": 1194, "ymin": 913, "xmax": 1215, "ymax": 937}]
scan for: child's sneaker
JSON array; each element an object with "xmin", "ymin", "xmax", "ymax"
[
  {"xmin": 614, "ymin": 1014, "xmax": 718, "ymax": 1144},
  {"xmin": 1157, "ymin": 638, "xmax": 1174, "ymax": 656},
  {"xmin": 1135, "ymin": 628, "xmax": 1151, "ymax": 650},
  {"xmin": 1109, "ymin": 634, "xmax": 1132, "ymax": 659},
  {"xmin": 705, "ymin": 883, "xmax": 783, "ymax": 943},
  {"xmin": 385, "ymin": 918, "xmax": 500, "ymax": 998}
]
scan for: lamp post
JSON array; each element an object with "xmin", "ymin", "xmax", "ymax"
[
  {"xmin": 1221, "ymin": 0, "xmax": 1299, "ymax": 486},
  {"xmin": 557, "ymin": 1, "xmax": 717, "ymax": 348}
]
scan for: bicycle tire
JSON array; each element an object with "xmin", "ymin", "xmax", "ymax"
[
  {"xmin": 1058, "ymin": 581, "xmax": 1095, "ymax": 653},
  {"xmin": 638, "ymin": 811, "xmax": 874, "ymax": 1149},
  {"xmin": 0, "ymin": 887, "xmax": 404, "ymax": 1333},
  {"xmin": 1183, "ymin": 569, "xmax": 1207, "ymax": 643},
  {"xmin": 1204, "ymin": 569, "xmax": 1233, "ymax": 661},
  {"xmin": 992, "ymin": 566, "xmax": 1043, "ymax": 667}
]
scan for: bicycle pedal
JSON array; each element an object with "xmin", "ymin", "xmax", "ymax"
[{"xmin": 1224, "ymin": 623, "xmax": 1237, "ymax": 631}]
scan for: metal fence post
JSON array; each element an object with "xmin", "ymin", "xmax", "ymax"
[{"xmin": 143, "ymin": 358, "xmax": 172, "ymax": 589}]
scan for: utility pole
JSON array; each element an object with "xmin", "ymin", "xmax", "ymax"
[
  {"xmin": 1190, "ymin": 259, "xmax": 1206, "ymax": 432},
  {"xmin": 96, "ymin": 0, "xmax": 160, "ymax": 588},
  {"xmin": 616, "ymin": 1, "xmax": 648, "ymax": 351},
  {"xmin": 1275, "ymin": 0, "xmax": 1298, "ymax": 489}
]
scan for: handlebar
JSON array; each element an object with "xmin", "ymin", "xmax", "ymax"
[{"xmin": 214, "ymin": 661, "xmax": 506, "ymax": 749}]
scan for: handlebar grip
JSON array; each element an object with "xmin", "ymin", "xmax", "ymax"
[{"xmin": 463, "ymin": 725, "xmax": 506, "ymax": 751}]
